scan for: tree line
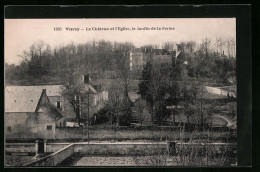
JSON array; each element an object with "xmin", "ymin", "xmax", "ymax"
[
  {"xmin": 138, "ymin": 38, "xmax": 236, "ymax": 127},
  {"xmin": 5, "ymin": 40, "xmax": 134, "ymax": 85},
  {"xmin": 5, "ymin": 38, "xmax": 235, "ymax": 85}
]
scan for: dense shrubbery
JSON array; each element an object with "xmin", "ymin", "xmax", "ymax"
[
  {"xmin": 93, "ymin": 106, "xmax": 110, "ymax": 125},
  {"xmin": 93, "ymin": 101, "xmax": 132, "ymax": 126}
]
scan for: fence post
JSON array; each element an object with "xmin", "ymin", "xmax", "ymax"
[
  {"xmin": 35, "ymin": 140, "xmax": 39, "ymax": 155},
  {"xmin": 44, "ymin": 140, "xmax": 47, "ymax": 153}
]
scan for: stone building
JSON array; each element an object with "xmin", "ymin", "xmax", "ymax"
[
  {"xmin": 129, "ymin": 45, "xmax": 185, "ymax": 72},
  {"xmin": 5, "ymin": 75, "xmax": 109, "ymax": 128},
  {"xmin": 129, "ymin": 48, "xmax": 145, "ymax": 71},
  {"xmin": 5, "ymin": 88, "xmax": 64, "ymax": 139}
]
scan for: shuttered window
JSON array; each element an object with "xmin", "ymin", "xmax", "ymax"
[
  {"xmin": 47, "ymin": 125, "xmax": 52, "ymax": 130},
  {"xmin": 56, "ymin": 101, "xmax": 62, "ymax": 109}
]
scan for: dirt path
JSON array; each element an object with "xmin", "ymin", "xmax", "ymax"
[{"xmin": 217, "ymin": 115, "xmax": 236, "ymax": 128}]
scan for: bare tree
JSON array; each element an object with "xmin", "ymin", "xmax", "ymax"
[
  {"xmin": 61, "ymin": 73, "xmax": 89, "ymax": 125},
  {"xmin": 199, "ymin": 38, "xmax": 211, "ymax": 59},
  {"xmin": 148, "ymin": 62, "xmax": 170, "ymax": 125},
  {"xmin": 215, "ymin": 38, "xmax": 222, "ymax": 54},
  {"xmin": 186, "ymin": 41, "xmax": 196, "ymax": 54},
  {"xmin": 231, "ymin": 39, "xmax": 236, "ymax": 58},
  {"xmin": 107, "ymin": 81, "xmax": 123, "ymax": 126},
  {"xmin": 226, "ymin": 38, "xmax": 236, "ymax": 58},
  {"xmin": 135, "ymin": 98, "xmax": 147, "ymax": 125},
  {"xmin": 163, "ymin": 42, "xmax": 176, "ymax": 52},
  {"xmin": 113, "ymin": 48, "xmax": 132, "ymax": 99},
  {"xmin": 36, "ymin": 40, "xmax": 44, "ymax": 57},
  {"xmin": 178, "ymin": 42, "xmax": 187, "ymax": 53},
  {"xmin": 18, "ymin": 50, "xmax": 30, "ymax": 63}
]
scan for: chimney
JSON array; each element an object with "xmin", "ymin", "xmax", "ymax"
[
  {"xmin": 42, "ymin": 89, "xmax": 47, "ymax": 104},
  {"xmin": 84, "ymin": 74, "xmax": 91, "ymax": 84}
]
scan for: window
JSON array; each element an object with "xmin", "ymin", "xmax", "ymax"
[
  {"xmin": 84, "ymin": 75, "xmax": 90, "ymax": 84},
  {"xmin": 47, "ymin": 125, "xmax": 52, "ymax": 130},
  {"xmin": 56, "ymin": 101, "xmax": 61, "ymax": 109},
  {"xmin": 92, "ymin": 96, "xmax": 97, "ymax": 106},
  {"xmin": 7, "ymin": 126, "xmax": 11, "ymax": 132}
]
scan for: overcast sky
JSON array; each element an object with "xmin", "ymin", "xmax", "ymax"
[{"xmin": 5, "ymin": 18, "xmax": 236, "ymax": 65}]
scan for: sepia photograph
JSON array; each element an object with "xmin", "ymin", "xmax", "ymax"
[{"xmin": 4, "ymin": 18, "xmax": 238, "ymax": 167}]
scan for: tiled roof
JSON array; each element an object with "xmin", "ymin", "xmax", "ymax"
[
  {"xmin": 5, "ymin": 85, "xmax": 63, "ymax": 97},
  {"xmin": 5, "ymin": 84, "xmax": 97, "ymax": 97},
  {"xmin": 40, "ymin": 104, "xmax": 63, "ymax": 120},
  {"xmin": 5, "ymin": 88, "xmax": 43, "ymax": 112},
  {"xmin": 5, "ymin": 87, "xmax": 64, "ymax": 120}
]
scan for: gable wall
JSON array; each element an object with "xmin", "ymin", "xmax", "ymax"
[
  {"xmin": 5, "ymin": 112, "xmax": 37, "ymax": 139},
  {"xmin": 36, "ymin": 111, "xmax": 56, "ymax": 139}
]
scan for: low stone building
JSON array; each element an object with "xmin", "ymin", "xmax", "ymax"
[
  {"xmin": 5, "ymin": 88, "xmax": 64, "ymax": 140},
  {"xmin": 5, "ymin": 76, "xmax": 109, "ymax": 126}
]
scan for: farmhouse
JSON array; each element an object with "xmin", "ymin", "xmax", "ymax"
[
  {"xmin": 5, "ymin": 88, "xmax": 65, "ymax": 139},
  {"xmin": 5, "ymin": 75, "xmax": 109, "ymax": 131}
]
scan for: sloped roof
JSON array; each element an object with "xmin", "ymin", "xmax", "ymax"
[
  {"xmin": 5, "ymin": 85, "xmax": 63, "ymax": 97},
  {"xmin": 131, "ymin": 48, "xmax": 143, "ymax": 52},
  {"xmin": 5, "ymin": 87, "xmax": 64, "ymax": 120},
  {"xmin": 88, "ymin": 84, "xmax": 98, "ymax": 94},
  {"xmin": 40, "ymin": 104, "xmax": 63, "ymax": 120},
  {"xmin": 152, "ymin": 54, "xmax": 172, "ymax": 60},
  {"xmin": 5, "ymin": 88, "xmax": 43, "ymax": 112},
  {"xmin": 5, "ymin": 84, "xmax": 97, "ymax": 97},
  {"xmin": 152, "ymin": 49, "xmax": 171, "ymax": 55},
  {"xmin": 73, "ymin": 75, "xmax": 97, "ymax": 94}
]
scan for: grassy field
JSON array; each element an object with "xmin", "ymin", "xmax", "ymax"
[{"xmin": 49, "ymin": 126, "xmax": 236, "ymax": 143}]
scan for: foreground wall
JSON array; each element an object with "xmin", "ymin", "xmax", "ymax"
[
  {"xmin": 11, "ymin": 142, "xmax": 236, "ymax": 167},
  {"xmin": 5, "ymin": 143, "xmax": 36, "ymax": 153}
]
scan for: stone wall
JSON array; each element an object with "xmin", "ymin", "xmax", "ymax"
[
  {"xmin": 46, "ymin": 143, "xmax": 69, "ymax": 153},
  {"xmin": 16, "ymin": 142, "xmax": 237, "ymax": 166},
  {"xmin": 55, "ymin": 127, "xmax": 83, "ymax": 140},
  {"xmin": 24, "ymin": 144, "xmax": 74, "ymax": 166},
  {"xmin": 36, "ymin": 111, "xmax": 56, "ymax": 139},
  {"xmin": 5, "ymin": 112, "xmax": 37, "ymax": 139},
  {"xmin": 5, "ymin": 143, "xmax": 36, "ymax": 153},
  {"xmin": 5, "ymin": 111, "xmax": 57, "ymax": 140}
]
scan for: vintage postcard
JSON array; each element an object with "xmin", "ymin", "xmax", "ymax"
[{"xmin": 4, "ymin": 16, "xmax": 239, "ymax": 167}]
